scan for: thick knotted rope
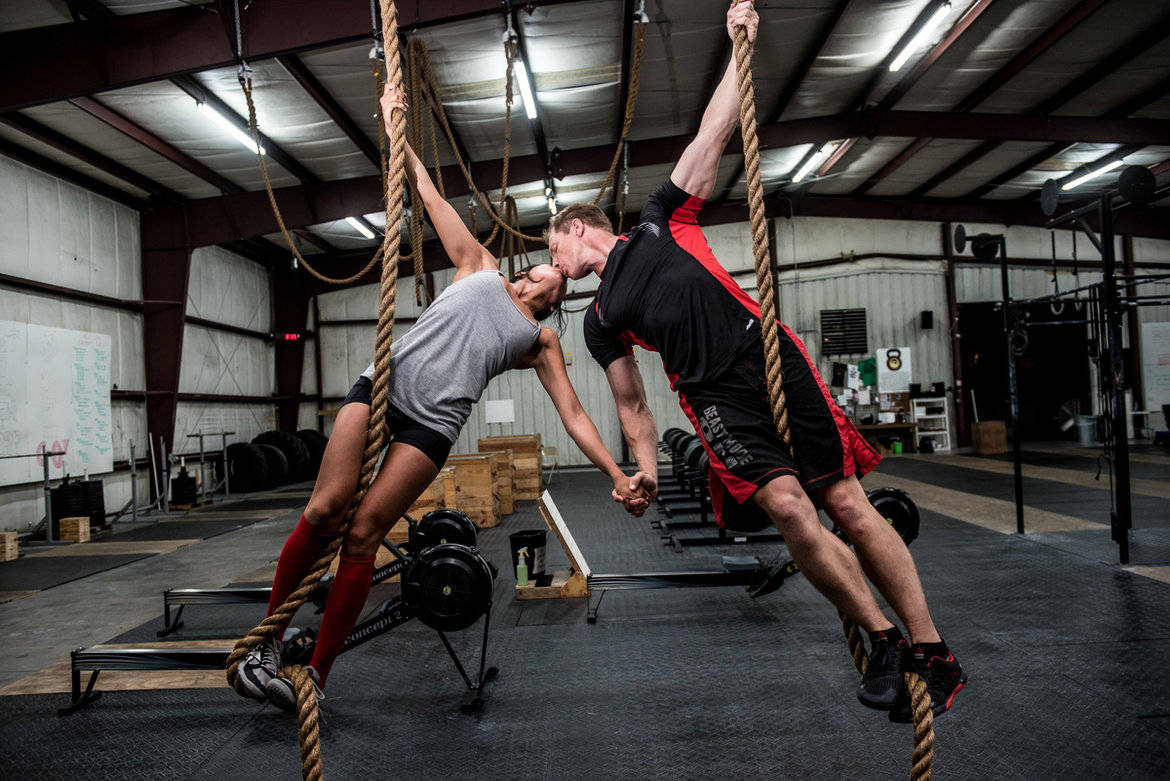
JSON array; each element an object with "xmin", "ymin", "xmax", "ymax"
[
  {"xmin": 729, "ymin": 2, "xmax": 933, "ymax": 778},
  {"xmin": 224, "ymin": 2, "xmax": 405, "ymax": 779}
]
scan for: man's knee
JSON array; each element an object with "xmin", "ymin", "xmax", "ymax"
[
  {"xmin": 822, "ymin": 479, "xmax": 883, "ymax": 538},
  {"xmin": 754, "ymin": 478, "xmax": 819, "ymax": 542}
]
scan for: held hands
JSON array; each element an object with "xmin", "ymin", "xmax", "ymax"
[
  {"xmin": 727, "ymin": 1, "xmax": 758, "ymax": 44},
  {"xmin": 612, "ymin": 472, "xmax": 658, "ymax": 518}
]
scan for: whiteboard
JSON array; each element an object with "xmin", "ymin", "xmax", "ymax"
[
  {"xmin": 1141, "ymin": 322, "xmax": 1170, "ymax": 415},
  {"xmin": 0, "ymin": 321, "xmax": 113, "ymax": 486}
]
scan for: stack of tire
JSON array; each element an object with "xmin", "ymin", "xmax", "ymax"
[{"xmin": 226, "ymin": 429, "xmax": 329, "ymax": 493}]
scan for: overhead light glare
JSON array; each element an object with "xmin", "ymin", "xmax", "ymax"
[
  {"xmin": 792, "ymin": 141, "xmax": 841, "ymax": 184},
  {"xmin": 345, "ymin": 216, "xmax": 376, "ymax": 239},
  {"xmin": 889, "ymin": 2, "xmax": 951, "ymax": 72},
  {"xmin": 513, "ymin": 59, "xmax": 538, "ymax": 120},
  {"xmin": 197, "ymin": 102, "xmax": 265, "ymax": 155},
  {"xmin": 1061, "ymin": 160, "xmax": 1124, "ymax": 191}
]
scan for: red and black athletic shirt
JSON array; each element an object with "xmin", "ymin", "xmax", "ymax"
[{"xmin": 584, "ymin": 180, "xmax": 761, "ymax": 390}]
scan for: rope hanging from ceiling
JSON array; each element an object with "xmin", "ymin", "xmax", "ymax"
[
  {"xmin": 729, "ymin": 1, "xmax": 935, "ymax": 777},
  {"xmin": 223, "ymin": 1, "xmax": 406, "ymax": 778}
]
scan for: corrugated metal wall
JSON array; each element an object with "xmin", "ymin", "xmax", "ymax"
[
  {"xmin": 0, "ymin": 157, "xmax": 147, "ymax": 526},
  {"xmin": 176, "ymin": 245, "xmax": 277, "ymax": 448}
]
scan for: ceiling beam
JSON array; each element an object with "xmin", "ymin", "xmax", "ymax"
[
  {"xmin": 142, "ymin": 108, "xmax": 1170, "ymax": 250},
  {"xmin": 69, "ymin": 95, "xmax": 243, "ymax": 194},
  {"xmin": 0, "ymin": 111, "xmax": 181, "ymax": 200},
  {"xmin": 0, "ymin": 136, "xmax": 147, "ymax": 209},
  {"xmin": 849, "ymin": 0, "xmax": 1108, "ymax": 195},
  {"xmin": 910, "ymin": 21, "xmax": 1170, "ymax": 199},
  {"xmin": 815, "ymin": 0, "xmax": 994, "ymax": 180},
  {"xmin": 277, "ymin": 54, "xmax": 381, "ymax": 169},
  {"xmin": 0, "ymin": 0, "xmax": 596, "ymax": 113}
]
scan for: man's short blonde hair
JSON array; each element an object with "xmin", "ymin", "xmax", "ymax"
[{"xmin": 543, "ymin": 203, "xmax": 614, "ymax": 241}]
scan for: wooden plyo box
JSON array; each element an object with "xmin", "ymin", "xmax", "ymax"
[
  {"xmin": 59, "ymin": 517, "xmax": 91, "ymax": 543},
  {"xmin": 476, "ymin": 449, "xmax": 515, "ymax": 515},
  {"xmin": 478, "ymin": 434, "xmax": 541, "ymax": 500},
  {"xmin": 1, "ymin": 531, "xmax": 18, "ymax": 561},
  {"xmin": 971, "ymin": 420, "xmax": 1007, "ymax": 455},
  {"xmin": 407, "ymin": 472, "xmax": 448, "ymax": 516},
  {"xmin": 445, "ymin": 453, "xmax": 501, "ymax": 528}
]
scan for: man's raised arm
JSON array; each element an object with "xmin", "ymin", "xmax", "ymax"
[{"xmin": 669, "ymin": 1, "xmax": 758, "ymax": 200}]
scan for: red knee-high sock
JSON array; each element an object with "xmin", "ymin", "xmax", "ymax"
[
  {"xmin": 309, "ymin": 552, "xmax": 375, "ymax": 688},
  {"xmin": 267, "ymin": 515, "xmax": 336, "ymax": 624}
]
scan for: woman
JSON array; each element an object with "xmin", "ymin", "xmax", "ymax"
[{"xmin": 238, "ymin": 84, "xmax": 649, "ymax": 711}]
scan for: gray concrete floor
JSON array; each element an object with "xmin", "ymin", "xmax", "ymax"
[{"xmin": 0, "ymin": 442, "xmax": 1167, "ymax": 780}]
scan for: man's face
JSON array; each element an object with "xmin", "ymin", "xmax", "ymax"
[{"xmin": 548, "ymin": 222, "xmax": 589, "ymax": 280}]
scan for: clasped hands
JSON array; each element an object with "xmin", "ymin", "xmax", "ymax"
[{"xmin": 612, "ymin": 472, "xmax": 657, "ymax": 518}]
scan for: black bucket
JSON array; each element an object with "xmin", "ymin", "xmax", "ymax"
[{"xmin": 508, "ymin": 529, "xmax": 547, "ymax": 582}]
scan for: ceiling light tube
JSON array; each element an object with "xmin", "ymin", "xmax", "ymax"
[
  {"xmin": 792, "ymin": 141, "xmax": 838, "ymax": 184},
  {"xmin": 1061, "ymin": 159, "xmax": 1124, "ymax": 191},
  {"xmin": 197, "ymin": 102, "xmax": 265, "ymax": 155},
  {"xmin": 513, "ymin": 59, "xmax": 538, "ymax": 120},
  {"xmin": 345, "ymin": 216, "xmax": 376, "ymax": 239},
  {"xmin": 889, "ymin": 2, "xmax": 951, "ymax": 72}
]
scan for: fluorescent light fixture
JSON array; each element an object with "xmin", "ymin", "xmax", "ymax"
[
  {"xmin": 197, "ymin": 102, "xmax": 265, "ymax": 155},
  {"xmin": 345, "ymin": 216, "xmax": 376, "ymax": 239},
  {"xmin": 1061, "ymin": 159, "xmax": 1124, "ymax": 191},
  {"xmin": 889, "ymin": 2, "xmax": 951, "ymax": 72},
  {"xmin": 513, "ymin": 59, "xmax": 538, "ymax": 120},
  {"xmin": 792, "ymin": 141, "xmax": 841, "ymax": 183}
]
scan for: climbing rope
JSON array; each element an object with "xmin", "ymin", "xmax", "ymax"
[
  {"xmin": 593, "ymin": 13, "xmax": 648, "ymax": 235},
  {"xmin": 729, "ymin": 2, "xmax": 933, "ymax": 778},
  {"xmin": 224, "ymin": 1, "xmax": 406, "ymax": 778}
]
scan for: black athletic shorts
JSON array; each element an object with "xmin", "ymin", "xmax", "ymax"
[
  {"xmin": 676, "ymin": 325, "xmax": 880, "ymax": 526},
  {"xmin": 341, "ymin": 376, "xmax": 452, "ymax": 468}
]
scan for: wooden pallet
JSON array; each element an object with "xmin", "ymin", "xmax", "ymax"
[{"xmin": 170, "ymin": 498, "xmax": 214, "ymax": 511}]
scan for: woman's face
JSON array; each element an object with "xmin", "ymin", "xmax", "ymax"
[{"xmin": 520, "ymin": 263, "xmax": 567, "ymax": 309}]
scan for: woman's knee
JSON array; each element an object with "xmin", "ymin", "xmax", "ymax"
[{"xmin": 303, "ymin": 492, "xmax": 351, "ymax": 530}]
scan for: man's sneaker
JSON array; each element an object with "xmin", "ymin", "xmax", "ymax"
[
  {"xmin": 890, "ymin": 642, "xmax": 967, "ymax": 723},
  {"xmin": 265, "ymin": 665, "xmax": 324, "ymax": 713},
  {"xmin": 857, "ymin": 626, "xmax": 911, "ymax": 710},
  {"xmin": 237, "ymin": 637, "xmax": 282, "ymax": 701}
]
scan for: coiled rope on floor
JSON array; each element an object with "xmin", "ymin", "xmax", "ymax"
[
  {"xmin": 224, "ymin": 1, "xmax": 406, "ymax": 778},
  {"xmin": 728, "ymin": 2, "xmax": 933, "ymax": 778}
]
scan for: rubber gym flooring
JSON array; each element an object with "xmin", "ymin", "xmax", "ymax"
[{"xmin": 0, "ymin": 443, "xmax": 1167, "ymax": 780}]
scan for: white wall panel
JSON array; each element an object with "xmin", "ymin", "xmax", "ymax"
[
  {"xmin": 179, "ymin": 324, "xmax": 272, "ymax": 395},
  {"xmin": 0, "ymin": 155, "xmax": 144, "ymax": 531},
  {"xmin": 175, "ymin": 402, "xmax": 276, "ymax": 453},
  {"xmin": 0, "ymin": 156, "xmax": 141, "ymax": 299},
  {"xmin": 187, "ymin": 245, "xmax": 271, "ymax": 330}
]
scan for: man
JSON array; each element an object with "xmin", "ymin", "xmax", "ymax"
[{"xmin": 546, "ymin": 1, "xmax": 965, "ymax": 722}]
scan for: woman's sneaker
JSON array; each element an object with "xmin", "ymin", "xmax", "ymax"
[
  {"xmin": 857, "ymin": 626, "xmax": 910, "ymax": 710},
  {"xmin": 890, "ymin": 642, "xmax": 967, "ymax": 723},
  {"xmin": 265, "ymin": 665, "xmax": 324, "ymax": 713},
  {"xmin": 238, "ymin": 637, "xmax": 282, "ymax": 701}
]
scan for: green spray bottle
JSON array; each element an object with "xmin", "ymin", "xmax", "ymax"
[{"xmin": 516, "ymin": 547, "xmax": 529, "ymax": 586}]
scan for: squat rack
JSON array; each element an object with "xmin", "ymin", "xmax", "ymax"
[{"xmin": 958, "ymin": 166, "xmax": 1167, "ymax": 565}]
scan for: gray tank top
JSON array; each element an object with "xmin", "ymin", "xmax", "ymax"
[{"xmin": 361, "ymin": 270, "xmax": 541, "ymax": 443}]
